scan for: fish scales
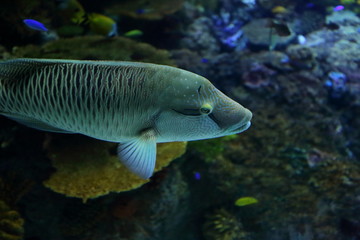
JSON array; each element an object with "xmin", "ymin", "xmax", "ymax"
[
  {"xmin": 0, "ymin": 59, "xmax": 161, "ymax": 141},
  {"xmin": 0, "ymin": 58, "xmax": 252, "ymax": 179}
]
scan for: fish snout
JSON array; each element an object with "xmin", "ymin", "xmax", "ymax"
[{"xmin": 213, "ymin": 104, "xmax": 252, "ymax": 134}]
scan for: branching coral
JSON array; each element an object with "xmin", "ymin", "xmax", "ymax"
[
  {"xmin": 202, "ymin": 208, "xmax": 247, "ymax": 240},
  {"xmin": 0, "ymin": 201, "xmax": 24, "ymax": 240}
]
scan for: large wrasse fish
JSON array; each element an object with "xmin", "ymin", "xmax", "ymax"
[{"xmin": 0, "ymin": 59, "xmax": 252, "ymax": 178}]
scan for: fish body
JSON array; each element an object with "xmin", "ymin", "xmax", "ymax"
[
  {"xmin": 0, "ymin": 59, "xmax": 252, "ymax": 178},
  {"xmin": 86, "ymin": 13, "xmax": 118, "ymax": 37},
  {"xmin": 23, "ymin": 19, "xmax": 48, "ymax": 32},
  {"xmin": 58, "ymin": 0, "xmax": 117, "ymax": 37},
  {"xmin": 124, "ymin": 29, "xmax": 143, "ymax": 38},
  {"xmin": 235, "ymin": 197, "xmax": 259, "ymax": 207}
]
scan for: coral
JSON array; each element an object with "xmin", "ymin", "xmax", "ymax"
[
  {"xmin": 104, "ymin": 0, "xmax": 185, "ymax": 20},
  {"xmin": 43, "ymin": 135, "xmax": 187, "ymax": 201},
  {"xmin": 180, "ymin": 17, "xmax": 220, "ymax": 57},
  {"xmin": 0, "ymin": 201, "xmax": 24, "ymax": 240},
  {"xmin": 170, "ymin": 49, "xmax": 209, "ymax": 77},
  {"xmin": 257, "ymin": 0, "xmax": 293, "ymax": 10},
  {"xmin": 197, "ymin": 96, "xmax": 360, "ymax": 239},
  {"xmin": 84, "ymin": 168, "xmax": 189, "ymax": 240},
  {"xmin": 210, "ymin": 9, "xmax": 247, "ymax": 50},
  {"xmin": 241, "ymin": 62, "xmax": 275, "ymax": 89},
  {"xmin": 188, "ymin": 0, "xmax": 219, "ymax": 10},
  {"xmin": 202, "ymin": 208, "xmax": 247, "ymax": 240},
  {"xmin": 189, "ymin": 135, "xmax": 237, "ymax": 162},
  {"xmin": 242, "ymin": 18, "xmax": 296, "ymax": 50},
  {"xmin": 286, "ymin": 45, "xmax": 316, "ymax": 70},
  {"xmin": 294, "ymin": 11, "xmax": 325, "ymax": 35},
  {"xmin": 326, "ymin": 10, "xmax": 360, "ymax": 25},
  {"xmin": 12, "ymin": 35, "xmax": 175, "ymax": 65},
  {"xmin": 325, "ymin": 71, "xmax": 347, "ymax": 98}
]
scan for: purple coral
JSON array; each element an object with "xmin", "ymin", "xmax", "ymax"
[{"xmin": 241, "ymin": 63, "xmax": 275, "ymax": 89}]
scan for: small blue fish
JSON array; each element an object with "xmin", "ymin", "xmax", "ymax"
[
  {"xmin": 194, "ymin": 172, "xmax": 201, "ymax": 180},
  {"xmin": 333, "ymin": 5, "xmax": 345, "ymax": 12},
  {"xmin": 23, "ymin": 19, "xmax": 48, "ymax": 32},
  {"xmin": 201, "ymin": 58, "xmax": 209, "ymax": 63}
]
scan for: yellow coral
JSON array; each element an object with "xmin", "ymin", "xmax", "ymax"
[
  {"xmin": 43, "ymin": 135, "xmax": 187, "ymax": 202},
  {"xmin": 0, "ymin": 201, "xmax": 24, "ymax": 240}
]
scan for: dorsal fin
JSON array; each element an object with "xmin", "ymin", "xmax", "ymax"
[{"xmin": 0, "ymin": 59, "xmax": 58, "ymax": 82}]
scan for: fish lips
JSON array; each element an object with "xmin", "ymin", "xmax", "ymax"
[
  {"xmin": 227, "ymin": 109, "xmax": 252, "ymax": 134},
  {"xmin": 232, "ymin": 121, "xmax": 251, "ymax": 133}
]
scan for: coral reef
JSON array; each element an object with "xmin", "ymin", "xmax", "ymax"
[
  {"xmin": 11, "ymin": 35, "xmax": 175, "ymax": 65},
  {"xmin": 286, "ymin": 45, "xmax": 316, "ymax": 70},
  {"xmin": 242, "ymin": 18, "xmax": 295, "ymax": 50},
  {"xmin": 189, "ymin": 135, "xmax": 237, "ymax": 162},
  {"xmin": 104, "ymin": 0, "xmax": 185, "ymax": 20},
  {"xmin": 82, "ymin": 168, "xmax": 189, "ymax": 240},
  {"xmin": 195, "ymin": 99, "xmax": 360, "ymax": 239},
  {"xmin": 210, "ymin": 8, "xmax": 248, "ymax": 50},
  {"xmin": 180, "ymin": 17, "xmax": 220, "ymax": 57},
  {"xmin": 43, "ymin": 135, "xmax": 187, "ymax": 201},
  {"xmin": 0, "ymin": 0, "xmax": 360, "ymax": 239},
  {"xmin": 202, "ymin": 208, "xmax": 247, "ymax": 240},
  {"xmin": 0, "ymin": 200, "xmax": 24, "ymax": 240}
]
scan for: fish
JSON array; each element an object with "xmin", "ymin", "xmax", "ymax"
[
  {"xmin": 58, "ymin": 0, "xmax": 117, "ymax": 37},
  {"xmin": 266, "ymin": 19, "xmax": 291, "ymax": 51},
  {"xmin": 193, "ymin": 172, "xmax": 201, "ymax": 180},
  {"xmin": 124, "ymin": 29, "xmax": 143, "ymax": 38},
  {"xmin": 271, "ymin": 6, "xmax": 288, "ymax": 14},
  {"xmin": 235, "ymin": 197, "xmax": 259, "ymax": 207},
  {"xmin": 86, "ymin": 13, "xmax": 118, "ymax": 37},
  {"xmin": 0, "ymin": 59, "xmax": 252, "ymax": 179},
  {"xmin": 23, "ymin": 19, "xmax": 48, "ymax": 32},
  {"xmin": 333, "ymin": 5, "xmax": 345, "ymax": 11},
  {"xmin": 57, "ymin": 0, "xmax": 85, "ymax": 22},
  {"xmin": 266, "ymin": 20, "xmax": 291, "ymax": 37}
]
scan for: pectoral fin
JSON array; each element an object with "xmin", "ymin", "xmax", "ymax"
[{"xmin": 117, "ymin": 129, "xmax": 157, "ymax": 179}]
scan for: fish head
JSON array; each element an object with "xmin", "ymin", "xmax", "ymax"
[{"xmin": 155, "ymin": 70, "xmax": 252, "ymax": 142}]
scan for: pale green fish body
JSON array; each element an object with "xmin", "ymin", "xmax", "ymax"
[{"xmin": 0, "ymin": 58, "xmax": 252, "ymax": 178}]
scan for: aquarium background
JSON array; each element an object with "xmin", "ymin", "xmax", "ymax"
[{"xmin": 0, "ymin": 0, "xmax": 360, "ymax": 239}]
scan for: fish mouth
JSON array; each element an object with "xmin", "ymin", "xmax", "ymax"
[{"xmin": 231, "ymin": 121, "xmax": 251, "ymax": 133}]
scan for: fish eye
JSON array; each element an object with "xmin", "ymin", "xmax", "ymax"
[{"xmin": 200, "ymin": 103, "xmax": 213, "ymax": 115}]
